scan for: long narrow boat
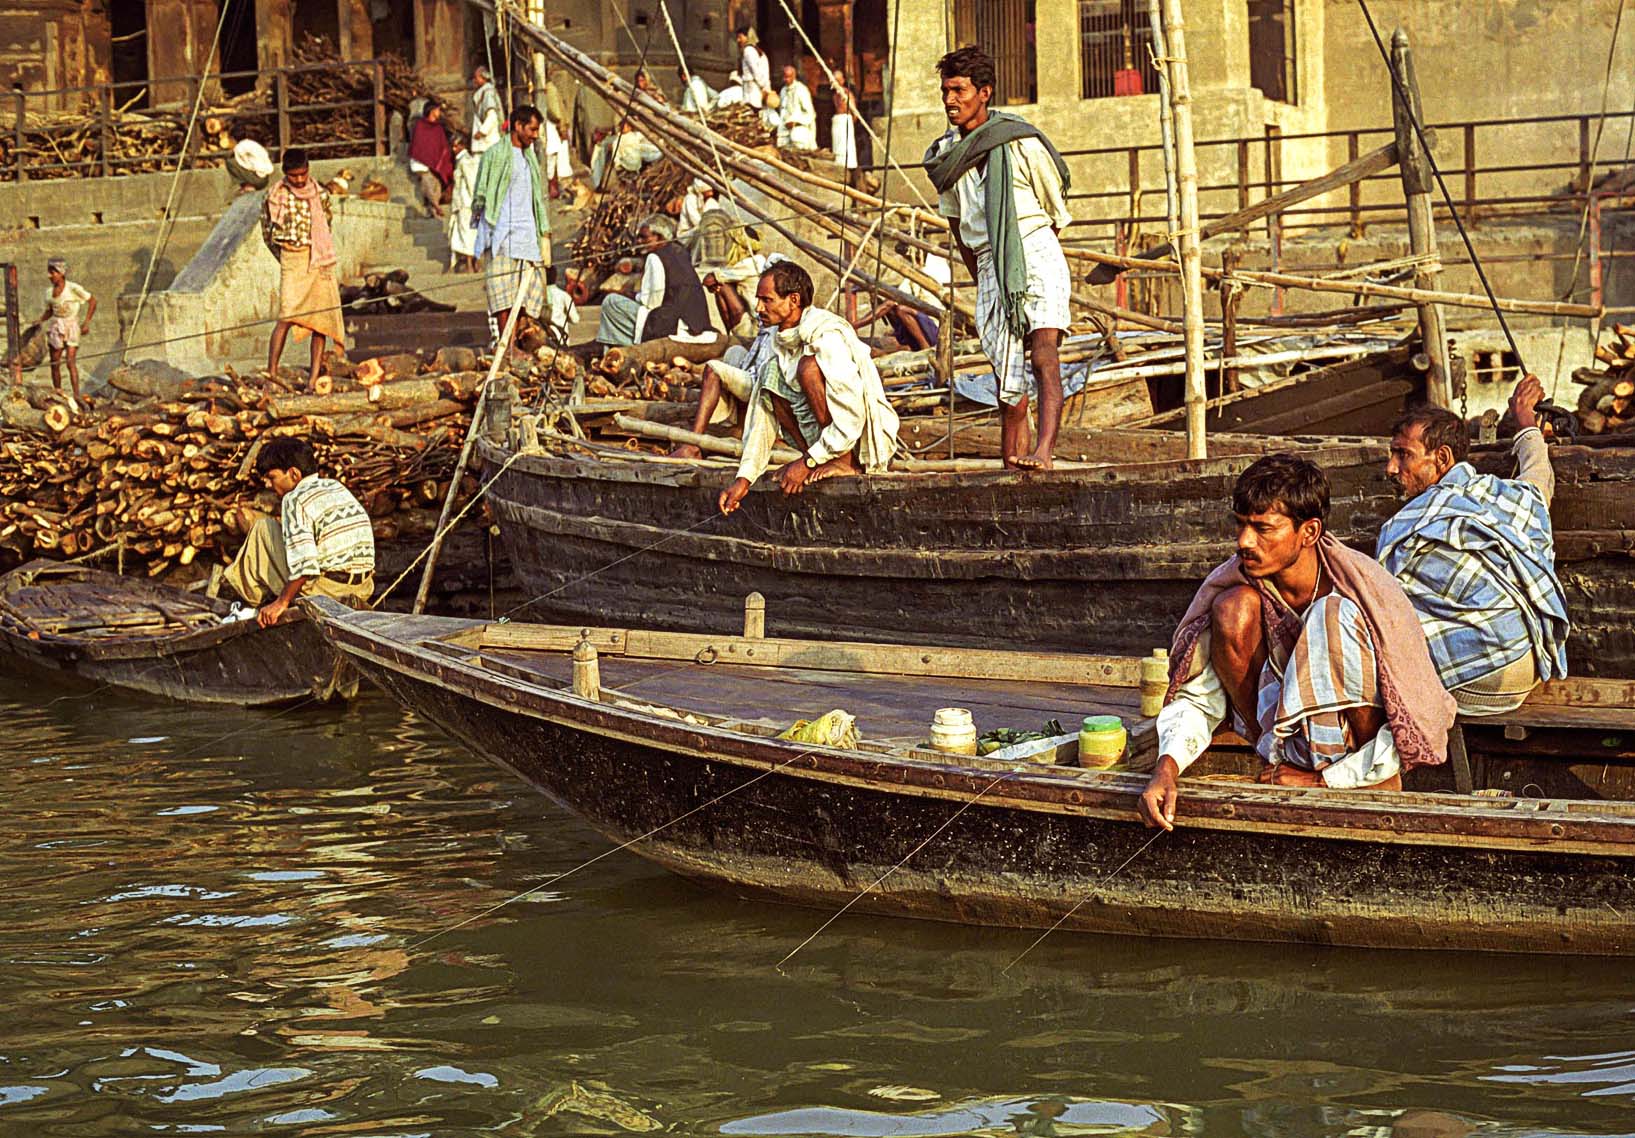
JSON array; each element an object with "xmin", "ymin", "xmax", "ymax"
[
  {"xmin": 310, "ymin": 599, "xmax": 1635, "ymax": 956},
  {"xmin": 0, "ymin": 560, "xmax": 350, "ymax": 706},
  {"xmin": 478, "ymin": 431, "xmax": 1635, "ymax": 677}
]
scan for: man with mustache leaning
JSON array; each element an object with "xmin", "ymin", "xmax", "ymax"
[
  {"xmin": 1138, "ymin": 454, "xmax": 1456, "ymax": 831},
  {"xmin": 1379, "ymin": 375, "xmax": 1570, "ymax": 716}
]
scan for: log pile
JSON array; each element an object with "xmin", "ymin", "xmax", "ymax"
[
  {"xmin": 0, "ymin": 351, "xmax": 529, "ymax": 578},
  {"xmin": 1574, "ymin": 325, "xmax": 1635, "ymax": 435},
  {"xmin": 1, "ymin": 35, "xmax": 435, "ymax": 180},
  {"xmin": 569, "ymin": 105, "xmax": 773, "ymax": 285}
]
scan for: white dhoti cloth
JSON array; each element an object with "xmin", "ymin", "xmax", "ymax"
[
  {"xmin": 545, "ymin": 121, "xmax": 574, "ymax": 182},
  {"xmin": 976, "ymin": 226, "xmax": 1072, "ymax": 406},
  {"xmin": 831, "ymin": 113, "xmax": 858, "ymax": 170}
]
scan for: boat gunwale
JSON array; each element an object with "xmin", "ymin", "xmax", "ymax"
[{"xmin": 310, "ymin": 601, "xmax": 1635, "ymax": 855}]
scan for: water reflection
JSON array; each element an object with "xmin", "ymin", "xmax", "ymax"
[{"xmin": 0, "ymin": 674, "xmax": 1632, "ymax": 1135}]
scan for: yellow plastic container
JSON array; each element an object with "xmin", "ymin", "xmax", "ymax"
[
  {"xmin": 1078, "ymin": 714, "xmax": 1127, "ymax": 769},
  {"xmin": 1139, "ymin": 648, "xmax": 1170, "ymax": 717},
  {"xmin": 929, "ymin": 707, "xmax": 977, "ymax": 755}
]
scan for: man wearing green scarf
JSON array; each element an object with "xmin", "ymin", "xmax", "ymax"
[{"xmin": 923, "ymin": 46, "xmax": 1073, "ymax": 470}]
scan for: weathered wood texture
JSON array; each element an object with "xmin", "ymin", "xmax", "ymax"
[
  {"xmin": 315, "ymin": 604, "xmax": 1635, "ymax": 956},
  {"xmin": 480, "ymin": 438, "xmax": 1635, "ymax": 678},
  {"xmin": 0, "ymin": 561, "xmax": 343, "ymax": 705}
]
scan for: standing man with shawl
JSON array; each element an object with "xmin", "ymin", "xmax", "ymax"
[
  {"xmin": 1380, "ymin": 375, "xmax": 1570, "ymax": 716},
  {"xmin": 1138, "ymin": 454, "xmax": 1456, "ymax": 831},
  {"xmin": 924, "ymin": 46, "xmax": 1073, "ymax": 470},
  {"xmin": 719, "ymin": 261, "xmax": 900, "ymax": 514},
  {"xmin": 262, "ymin": 148, "xmax": 345, "ymax": 389},
  {"xmin": 471, "ymin": 105, "xmax": 550, "ymax": 353},
  {"xmin": 467, "ymin": 66, "xmax": 503, "ymax": 156}
]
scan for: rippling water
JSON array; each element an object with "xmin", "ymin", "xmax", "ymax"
[{"xmin": 3, "ymin": 672, "xmax": 1634, "ymax": 1137}]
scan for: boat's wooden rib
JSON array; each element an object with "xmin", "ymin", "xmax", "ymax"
[
  {"xmin": 310, "ymin": 600, "xmax": 1635, "ymax": 956},
  {"xmin": 0, "ymin": 560, "xmax": 348, "ymax": 707}
]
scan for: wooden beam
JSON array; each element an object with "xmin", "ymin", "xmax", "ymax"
[
  {"xmin": 473, "ymin": 622, "xmax": 1144, "ymax": 687},
  {"xmin": 1086, "ymin": 140, "xmax": 1404, "ymax": 284}
]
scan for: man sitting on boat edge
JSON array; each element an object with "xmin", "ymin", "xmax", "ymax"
[
  {"xmin": 1380, "ymin": 374, "xmax": 1570, "ymax": 716},
  {"xmin": 1138, "ymin": 455, "xmax": 1456, "ymax": 831},
  {"xmin": 222, "ymin": 438, "xmax": 376, "ymax": 628},
  {"xmin": 718, "ymin": 261, "xmax": 900, "ymax": 514}
]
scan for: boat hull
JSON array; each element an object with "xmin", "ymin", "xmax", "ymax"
[
  {"xmin": 321, "ymin": 607, "xmax": 1635, "ymax": 956},
  {"xmin": 480, "ymin": 439, "xmax": 1635, "ymax": 676}
]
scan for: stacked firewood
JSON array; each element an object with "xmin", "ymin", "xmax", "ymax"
[
  {"xmin": 1573, "ymin": 324, "xmax": 1635, "ymax": 435},
  {"xmin": 569, "ymin": 105, "xmax": 774, "ymax": 284},
  {"xmin": 0, "ymin": 350, "xmax": 527, "ymax": 578},
  {"xmin": 2, "ymin": 36, "xmax": 436, "ymax": 180}
]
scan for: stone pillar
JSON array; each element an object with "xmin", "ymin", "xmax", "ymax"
[
  {"xmin": 337, "ymin": 0, "xmax": 374, "ymax": 61},
  {"xmin": 414, "ymin": 0, "xmax": 467, "ymax": 89},
  {"xmin": 145, "ymin": 0, "xmax": 220, "ymax": 107},
  {"xmin": 256, "ymin": 0, "xmax": 293, "ymax": 78}
]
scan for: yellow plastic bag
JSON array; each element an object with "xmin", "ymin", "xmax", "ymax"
[{"xmin": 778, "ymin": 708, "xmax": 858, "ymax": 749}]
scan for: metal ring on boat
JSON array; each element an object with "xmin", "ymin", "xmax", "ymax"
[{"xmin": 695, "ymin": 646, "xmax": 718, "ymax": 665}]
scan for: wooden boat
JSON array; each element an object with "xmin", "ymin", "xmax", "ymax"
[
  {"xmin": 0, "ymin": 560, "xmax": 350, "ymax": 706},
  {"xmin": 309, "ymin": 599, "xmax": 1635, "ymax": 956},
  {"xmin": 477, "ymin": 432, "xmax": 1635, "ymax": 678}
]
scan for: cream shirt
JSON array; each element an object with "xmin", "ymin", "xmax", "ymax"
[{"xmin": 933, "ymin": 133, "xmax": 1072, "ymax": 253}]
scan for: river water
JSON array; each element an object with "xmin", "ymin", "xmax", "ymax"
[{"xmin": 3, "ymin": 674, "xmax": 1633, "ymax": 1137}]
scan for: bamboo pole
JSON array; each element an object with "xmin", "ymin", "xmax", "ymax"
[
  {"xmin": 1390, "ymin": 28, "xmax": 1451, "ymax": 406},
  {"xmin": 1146, "ymin": 0, "xmax": 1180, "ymax": 237},
  {"xmin": 412, "ymin": 265, "xmax": 536, "ymax": 614},
  {"xmin": 1060, "ymin": 245, "xmax": 1601, "ymax": 319},
  {"xmin": 1160, "ymin": 0, "xmax": 1208, "ymax": 459}
]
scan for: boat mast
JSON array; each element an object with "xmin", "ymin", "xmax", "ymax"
[{"xmin": 1158, "ymin": 0, "xmax": 1207, "ymax": 459}]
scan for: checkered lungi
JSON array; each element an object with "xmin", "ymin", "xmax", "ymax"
[
  {"xmin": 484, "ymin": 252, "xmax": 546, "ymax": 318},
  {"xmin": 976, "ymin": 225, "xmax": 1072, "ymax": 406}
]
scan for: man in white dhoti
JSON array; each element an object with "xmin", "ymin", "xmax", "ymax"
[
  {"xmin": 829, "ymin": 68, "xmax": 860, "ymax": 179},
  {"xmin": 719, "ymin": 261, "xmax": 900, "ymax": 514},
  {"xmin": 924, "ymin": 45, "xmax": 1073, "ymax": 470},
  {"xmin": 776, "ymin": 65, "xmax": 817, "ymax": 151},
  {"xmin": 467, "ymin": 66, "xmax": 503, "ymax": 156},
  {"xmin": 543, "ymin": 115, "xmax": 574, "ymax": 197},
  {"xmin": 736, "ymin": 27, "xmax": 771, "ymax": 107}
]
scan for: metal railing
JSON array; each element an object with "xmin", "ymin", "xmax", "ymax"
[{"xmin": 2, "ymin": 60, "xmax": 390, "ymax": 182}]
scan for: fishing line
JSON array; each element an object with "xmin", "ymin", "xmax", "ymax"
[
  {"xmin": 1001, "ymin": 829, "xmax": 1165, "ymax": 974},
  {"xmin": 1352, "ymin": 0, "xmax": 1529, "ymax": 373},
  {"xmin": 776, "ymin": 771, "xmax": 1018, "ymax": 971},
  {"xmin": 496, "ymin": 510, "xmax": 720, "ymax": 621},
  {"xmin": 408, "ymin": 746, "xmax": 818, "ymax": 950}
]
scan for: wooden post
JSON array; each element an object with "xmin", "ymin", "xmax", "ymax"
[
  {"xmin": 1160, "ymin": 0, "xmax": 1207, "ymax": 460},
  {"xmin": 1391, "ymin": 28, "xmax": 1451, "ymax": 407},
  {"xmin": 1347, "ymin": 131, "xmax": 1362, "ymax": 237},
  {"xmin": 1462, "ymin": 122, "xmax": 1477, "ymax": 221},
  {"xmin": 744, "ymin": 592, "xmax": 766, "ymax": 638},
  {"xmin": 275, "ymin": 70, "xmax": 290, "ymax": 158},
  {"xmin": 1264, "ymin": 124, "xmax": 1283, "ymax": 315},
  {"xmin": 572, "ymin": 635, "xmax": 601, "ymax": 700},
  {"xmin": 12, "ymin": 91, "xmax": 24, "ymax": 183},
  {"xmin": 942, "ymin": 233, "xmax": 956, "ymax": 460},
  {"xmin": 1127, "ymin": 146, "xmax": 1141, "ymax": 221},
  {"xmin": 373, "ymin": 60, "xmax": 387, "ymax": 157},
  {"xmin": 99, "ymin": 85, "xmax": 113, "ymax": 176},
  {"xmin": 1219, "ymin": 245, "xmax": 1241, "ymax": 393},
  {"xmin": 5, "ymin": 263, "xmax": 20, "ymax": 385},
  {"xmin": 1146, "ymin": 0, "xmax": 1179, "ymax": 230}
]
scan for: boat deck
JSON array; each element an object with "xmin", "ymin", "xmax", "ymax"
[{"xmin": 478, "ymin": 646, "xmax": 1144, "ymax": 748}]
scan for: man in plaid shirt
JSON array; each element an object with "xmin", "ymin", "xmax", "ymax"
[{"xmin": 1379, "ymin": 375, "xmax": 1570, "ymax": 715}]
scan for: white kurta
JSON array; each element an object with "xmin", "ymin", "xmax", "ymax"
[
  {"xmin": 736, "ymin": 306, "xmax": 900, "ymax": 483},
  {"xmin": 739, "ymin": 44, "xmax": 770, "ymax": 108},
  {"xmin": 777, "ymin": 81, "xmax": 817, "ymax": 150},
  {"xmin": 446, "ymin": 149, "xmax": 480, "ymax": 258},
  {"xmin": 544, "ymin": 120, "xmax": 573, "ymax": 181},
  {"xmin": 831, "ymin": 112, "xmax": 858, "ymax": 169}
]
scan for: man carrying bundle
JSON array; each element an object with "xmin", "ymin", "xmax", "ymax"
[
  {"xmin": 1380, "ymin": 375, "xmax": 1570, "ymax": 715},
  {"xmin": 1138, "ymin": 454, "xmax": 1456, "ymax": 831},
  {"xmin": 223, "ymin": 438, "xmax": 375, "ymax": 628},
  {"xmin": 925, "ymin": 45, "xmax": 1072, "ymax": 470},
  {"xmin": 719, "ymin": 261, "xmax": 899, "ymax": 513}
]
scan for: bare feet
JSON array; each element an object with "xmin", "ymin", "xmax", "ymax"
[
  {"xmin": 1012, "ymin": 451, "xmax": 1054, "ymax": 472},
  {"xmin": 668, "ymin": 443, "xmax": 704, "ymax": 460},
  {"xmin": 808, "ymin": 454, "xmax": 861, "ymax": 484}
]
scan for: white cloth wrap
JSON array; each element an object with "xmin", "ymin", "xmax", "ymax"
[{"xmin": 975, "ymin": 225, "xmax": 1072, "ymax": 406}]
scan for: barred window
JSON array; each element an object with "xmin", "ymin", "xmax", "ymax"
[
  {"xmin": 1248, "ymin": 0, "xmax": 1298, "ymax": 104},
  {"xmin": 952, "ymin": 0, "xmax": 1038, "ymax": 106},
  {"xmin": 1079, "ymin": 1, "xmax": 1159, "ymax": 100}
]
